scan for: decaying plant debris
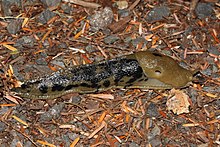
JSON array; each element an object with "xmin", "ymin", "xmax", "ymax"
[{"xmin": 0, "ymin": 0, "xmax": 219, "ymax": 146}]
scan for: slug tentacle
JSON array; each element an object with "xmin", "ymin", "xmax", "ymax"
[{"xmin": 12, "ymin": 51, "xmax": 194, "ymax": 99}]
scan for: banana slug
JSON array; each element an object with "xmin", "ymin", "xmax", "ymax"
[{"xmin": 12, "ymin": 51, "xmax": 194, "ymax": 99}]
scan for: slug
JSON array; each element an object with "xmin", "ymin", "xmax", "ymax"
[{"xmin": 12, "ymin": 51, "xmax": 194, "ymax": 99}]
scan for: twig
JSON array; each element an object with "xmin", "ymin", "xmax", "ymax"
[
  {"xmin": 128, "ymin": 0, "xmax": 141, "ymax": 11},
  {"xmin": 0, "ymin": 120, "xmax": 39, "ymax": 147},
  {"xmin": 62, "ymin": 0, "xmax": 101, "ymax": 8}
]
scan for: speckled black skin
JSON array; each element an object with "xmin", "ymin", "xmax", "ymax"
[{"xmin": 13, "ymin": 56, "xmax": 145, "ymax": 99}]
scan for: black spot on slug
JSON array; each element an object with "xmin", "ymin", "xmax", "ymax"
[
  {"xmin": 52, "ymin": 84, "xmax": 65, "ymax": 91},
  {"xmin": 39, "ymin": 85, "xmax": 48, "ymax": 93},
  {"xmin": 126, "ymin": 68, "xmax": 143, "ymax": 84},
  {"xmin": 65, "ymin": 84, "xmax": 79, "ymax": 90},
  {"xmin": 119, "ymin": 80, "xmax": 124, "ymax": 82},
  {"xmin": 138, "ymin": 78, "xmax": 144, "ymax": 82},
  {"xmin": 21, "ymin": 84, "xmax": 28, "ymax": 89},
  {"xmin": 103, "ymin": 80, "xmax": 110, "ymax": 87},
  {"xmin": 152, "ymin": 53, "xmax": 162, "ymax": 57},
  {"xmin": 80, "ymin": 83, "xmax": 91, "ymax": 88},
  {"xmin": 91, "ymin": 82, "xmax": 99, "ymax": 88},
  {"xmin": 124, "ymin": 83, "xmax": 133, "ymax": 88}
]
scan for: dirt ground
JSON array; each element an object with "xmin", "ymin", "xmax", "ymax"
[{"xmin": 0, "ymin": 0, "xmax": 219, "ymax": 146}]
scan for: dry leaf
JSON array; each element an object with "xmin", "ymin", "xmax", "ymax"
[{"xmin": 166, "ymin": 89, "xmax": 191, "ymax": 115}]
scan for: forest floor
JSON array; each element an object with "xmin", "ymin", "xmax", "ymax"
[{"xmin": 0, "ymin": 0, "xmax": 219, "ymax": 146}]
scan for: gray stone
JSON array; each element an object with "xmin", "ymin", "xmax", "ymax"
[
  {"xmin": 2, "ymin": 0, "xmax": 21, "ymax": 16},
  {"xmin": 37, "ymin": 9, "xmax": 56, "ymax": 24},
  {"xmin": 131, "ymin": 37, "xmax": 147, "ymax": 47},
  {"xmin": 104, "ymin": 35, "xmax": 120, "ymax": 44},
  {"xmin": 89, "ymin": 7, "xmax": 113, "ymax": 31},
  {"xmin": 195, "ymin": 3, "xmax": 214, "ymax": 19},
  {"xmin": 14, "ymin": 36, "xmax": 35, "ymax": 49},
  {"xmin": 61, "ymin": 3, "xmax": 73, "ymax": 14},
  {"xmin": 146, "ymin": 6, "xmax": 170, "ymax": 23},
  {"xmin": 118, "ymin": 9, "xmax": 130, "ymax": 17},
  {"xmin": 40, "ymin": 103, "xmax": 64, "ymax": 121},
  {"xmin": 41, "ymin": 0, "xmax": 61, "ymax": 8},
  {"xmin": 207, "ymin": 45, "xmax": 220, "ymax": 56},
  {"xmin": 7, "ymin": 19, "xmax": 22, "ymax": 34},
  {"xmin": 148, "ymin": 125, "xmax": 161, "ymax": 140},
  {"xmin": 71, "ymin": 96, "xmax": 82, "ymax": 104},
  {"xmin": 0, "ymin": 122, "xmax": 6, "ymax": 132},
  {"xmin": 147, "ymin": 103, "xmax": 159, "ymax": 117}
]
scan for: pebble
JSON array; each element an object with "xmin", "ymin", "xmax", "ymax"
[
  {"xmin": 103, "ymin": 35, "xmax": 120, "ymax": 44},
  {"xmin": 149, "ymin": 136, "xmax": 162, "ymax": 147},
  {"xmin": 40, "ymin": 102, "xmax": 64, "ymax": 121},
  {"xmin": 37, "ymin": 9, "xmax": 56, "ymax": 24},
  {"xmin": 0, "ymin": 122, "xmax": 6, "ymax": 132},
  {"xmin": 71, "ymin": 95, "xmax": 82, "ymax": 104},
  {"xmin": 89, "ymin": 7, "xmax": 113, "ymax": 31},
  {"xmin": 131, "ymin": 37, "xmax": 147, "ymax": 47},
  {"xmin": 1, "ymin": 0, "xmax": 21, "ymax": 16},
  {"xmin": 188, "ymin": 88, "xmax": 198, "ymax": 105},
  {"xmin": 146, "ymin": 5, "xmax": 170, "ymax": 23},
  {"xmin": 85, "ymin": 45, "xmax": 97, "ymax": 53},
  {"xmin": 147, "ymin": 103, "xmax": 159, "ymax": 118},
  {"xmin": 195, "ymin": 3, "xmax": 214, "ymax": 19},
  {"xmin": 14, "ymin": 36, "xmax": 35, "ymax": 49},
  {"xmin": 118, "ymin": 9, "xmax": 130, "ymax": 17},
  {"xmin": 148, "ymin": 125, "xmax": 161, "ymax": 140},
  {"xmin": 207, "ymin": 45, "xmax": 220, "ymax": 56},
  {"xmin": 50, "ymin": 58, "xmax": 66, "ymax": 68},
  {"xmin": 61, "ymin": 3, "xmax": 73, "ymax": 14},
  {"xmin": 40, "ymin": 0, "xmax": 61, "ymax": 8},
  {"xmin": 7, "ymin": 19, "xmax": 22, "ymax": 34}
]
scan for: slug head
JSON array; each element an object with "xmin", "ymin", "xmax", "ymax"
[{"xmin": 135, "ymin": 51, "xmax": 194, "ymax": 88}]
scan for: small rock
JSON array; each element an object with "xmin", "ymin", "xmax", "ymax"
[
  {"xmin": 128, "ymin": 142, "xmax": 139, "ymax": 147},
  {"xmin": 50, "ymin": 58, "xmax": 66, "ymax": 68},
  {"xmin": 149, "ymin": 136, "xmax": 162, "ymax": 147},
  {"xmin": 146, "ymin": 5, "xmax": 170, "ymax": 23},
  {"xmin": 37, "ymin": 9, "xmax": 56, "ymax": 24},
  {"xmin": 116, "ymin": 1, "xmax": 128, "ymax": 10},
  {"xmin": 14, "ymin": 36, "xmax": 35, "ymax": 49},
  {"xmin": 207, "ymin": 45, "xmax": 220, "ymax": 56},
  {"xmin": 89, "ymin": 7, "xmax": 114, "ymax": 31},
  {"xmin": 40, "ymin": 103, "xmax": 64, "ymax": 121},
  {"xmin": 201, "ymin": 64, "xmax": 218, "ymax": 77},
  {"xmin": 0, "ymin": 122, "xmax": 6, "ymax": 132},
  {"xmin": 85, "ymin": 45, "xmax": 97, "ymax": 53},
  {"xmin": 71, "ymin": 95, "xmax": 82, "ymax": 104},
  {"xmin": 148, "ymin": 125, "xmax": 161, "ymax": 140},
  {"xmin": 61, "ymin": 3, "xmax": 73, "ymax": 14},
  {"xmin": 202, "ymin": 86, "xmax": 220, "ymax": 94},
  {"xmin": 7, "ymin": 19, "xmax": 22, "ymax": 34},
  {"xmin": 35, "ymin": 58, "xmax": 48, "ymax": 65},
  {"xmin": 67, "ymin": 132, "xmax": 79, "ymax": 140},
  {"xmin": 147, "ymin": 103, "xmax": 159, "ymax": 117},
  {"xmin": 131, "ymin": 37, "xmax": 147, "ymax": 47},
  {"xmin": 2, "ymin": 0, "xmax": 22, "ymax": 16},
  {"xmin": 104, "ymin": 35, "xmax": 120, "ymax": 44},
  {"xmin": 195, "ymin": 3, "xmax": 214, "ymax": 19},
  {"xmin": 41, "ymin": 0, "xmax": 61, "ymax": 8},
  {"xmin": 118, "ymin": 9, "xmax": 130, "ymax": 17},
  {"xmin": 124, "ymin": 36, "xmax": 132, "ymax": 43},
  {"xmin": 188, "ymin": 88, "xmax": 198, "ymax": 105},
  {"xmin": 201, "ymin": 67, "xmax": 212, "ymax": 76},
  {"xmin": 23, "ymin": 141, "xmax": 33, "ymax": 147},
  {"xmin": 0, "ymin": 106, "xmax": 10, "ymax": 115}
]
